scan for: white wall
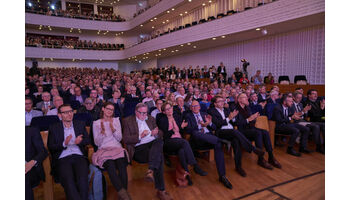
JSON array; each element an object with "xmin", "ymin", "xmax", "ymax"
[{"xmin": 158, "ymin": 25, "xmax": 325, "ymax": 84}]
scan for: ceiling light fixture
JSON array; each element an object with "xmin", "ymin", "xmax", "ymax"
[
  {"xmin": 202, "ymin": 3, "xmax": 205, "ymax": 6},
  {"xmin": 221, "ymin": 35, "xmax": 226, "ymax": 38},
  {"xmin": 256, "ymin": 28, "xmax": 261, "ymax": 31},
  {"xmin": 171, "ymin": 8, "xmax": 175, "ymax": 11},
  {"xmin": 167, "ymin": 10, "xmax": 170, "ymax": 13},
  {"xmin": 187, "ymin": 43, "xmax": 191, "ymax": 45},
  {"xmin": 212, "ymin": 37, "xmax": 216, "ymax": 40},
  {"xmin": 193, "ymin": 46, "xmax": 197, "ymax": 48},
  {"xmin": 185, "ymin": 11, "xmax": 188, "ymax": 14}
]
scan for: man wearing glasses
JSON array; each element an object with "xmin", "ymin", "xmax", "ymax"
[
  {"xmin": 185, "ymin": 100, "xmax": 233, "ymax": 189},
  {"xmin": 48, "ymin": 104, "xmax": 90, "ymax": 200},
  {"xmin": 122, "ymin": 103, "xmax": 173, "ymax": 200}
]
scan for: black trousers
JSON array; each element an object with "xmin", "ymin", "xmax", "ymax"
[
  {"xmin": 310, "ymin": 122, "xmax": 325, "ymax": 143},
  {"xmin": 216, "ymin": 129, "xmax": 255, "ymax": 168},
  {"xmin": 57, "ymin": 154, "xmax": 89, "ymax": 200},
  {"xmin": 275, "ymin": 123, "xmax": 309, "ymax": 148},
  {"xmin": 192, "ymin": 131, "xmax": 226, "ymax": 176},
  {"xmin": 134, "ymin": 137, "xmax": 165, "ymax": 191},
  {"xmin": 103, "ymin": 157, "xmax": 128, "ymax": 192},
  {"xmin": 240, "ymin": 127, "xmax": 273, "ymax": 153},
  {"xmin": 25, "ymin": 169, "xmax": 39, "ymax": 200},
  {"xmin": 164, "ymin": 138, "xmax": 197, "ymax": 172}
]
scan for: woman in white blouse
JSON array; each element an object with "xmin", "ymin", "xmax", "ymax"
[{"xmin": 92, "ymin": 102, "xmax": 131, "ymax": 200}]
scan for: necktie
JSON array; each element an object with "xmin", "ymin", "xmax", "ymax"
[
  {"xmin": 195, "ymin": 114, "xmax": 204, "ymax": 133},
  {"xmin": 284, "ymin": 108, "xmax": 288, "ymax": 118},
  {"xmin": 297, "ymin": 104, "xmax": 301, "ymax": 112}
]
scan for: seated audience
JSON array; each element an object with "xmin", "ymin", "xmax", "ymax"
[
  {"xmin": 47, "ymin": 96, "xmax": 64, "ymax": 116},
  {"xmin": 36, "ymin": 92, "xmax": 53, "ymax": 115},
  {"xmin": 272, "ymin": 95, "xmax": 311, "ymax": 157},
  {"xmin": 70, "ymin": 86, "xmax": 87, "ymax": 105},
  {"xmin": 151, "ymin": 99, "xmax": 163, "ymax": 119},
  {"xmin": 207, "ymin": 95, "xmax": 265, "ymax": 177},
  {"xmin": 77, "ymin": 97, "xmax": 101, "ymax": 121},
  {"xmin": 185, "ymin": 100, "xmax": 233, "ymax": 189},
  {"xmin": 252, "ymin": 70, "xmax": 263, "ymax": 85},
  {"xmin": 48, "ymin": 104, "xmax": 90, "ymax": 200},
  {"xmin": 122, "ymin": 103, "xmax": 173, "ymax": 200},
  {"xmin": 156, "ymin": 102, "xmax": 207, "ymax": 185},
  {"xmin": 92, "ymin": 102, "xmax": 131, "ymax": 200},
  {"xmin": 264, "ymin": 73, "xmax": 275, "ymax": 84},
  {"xmin": 25, "ymin": 97, "xmax": 43, "ymax": 126},
  {"xmin": 25, "ymin": 126, "xmax": 48, "ymax": 200},
  {"xmin": 249, "ymin": 93, "xmax": 266, "ymax": 116}
]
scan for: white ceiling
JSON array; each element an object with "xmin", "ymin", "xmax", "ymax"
[{"xmin": 68, "ymin": 0, "xmax": 142, "ymax": 6}]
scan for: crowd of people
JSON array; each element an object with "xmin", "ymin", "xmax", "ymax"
[
  {"xmin": 26, "ymin": 7, "xmax": 126, "ymax": 22},
  {"xmin": 25, "ymin": 35, "xmax": 125, "ymax": 51},
  {"xmin": 25, "ymin": 64, "xmax": 325, "ymax": 200}
]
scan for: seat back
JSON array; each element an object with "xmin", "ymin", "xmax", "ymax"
[
  {"xmin": 31, "ymin": 116, "xmax": 60, "ymax": 131},
  {"xmin": 73, "ymin": 112, "xmax": 93, "ymax": 126},
  {"xmin": 255, "ymin": 116, "xmax": 269, "ymax": 131},
  {"xmin": 278, "ymin": 76, "xmax": 290, "ymax": 84}
]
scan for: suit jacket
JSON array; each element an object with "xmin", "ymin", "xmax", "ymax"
[
  {"xmin": 207, "ymin": 107, "xmax": 235, "ymax": 130},
  {"xmin": 47, "ymin": 120, "xmax": 90, "ymax": 182},
  {"xmin": 217, "ymin": 66, "xmax": 226, "ymax": 74},
  {"xmin": 290, "ymin": 102, "xmax": 307, "ymax": 122},
  {"xmin": 173, "ymin": 105, "xmax": 190, "ymax": 119},
  {"xmin": 234, "ymin": 105, "xmax": 256, "ymax": 131},
  {"xmin": 26, "ymin": 126, "xmax": 48, "ymax": 187},
  {"xmin": 35, "ymin": 101, "xmax": 54, "ymax": 110},
  {"xmin": 272, "ymin": 104, "xmax": 293, "ymax": 128},
  {"xmin": 156, "ymin": 113, "xmax": 183, "ymax": 140},
  {"xmin": 185, "ymin": 111, "xmax": 216, "ymax": 135},
  {"xmin": 249, "ymin": 102, "xmax": 265, "ymax": 116},
  {"xmin": 258, "ymin": 93, "xmax": 268, "ymax": 103},
  {"xmin": 145, "ymin": 100, "xmax": 156, "ymax": 111},
  {"xmin": 304, "ymin": 99, "xmax": 325, "ymax": 122},
  {"xmin": 69, "ymin": 94, "xmax": 87, "ymax": 104},
  {"xmin": 122, "ymin": 115, "xmax": 162, "ymax": 160},
  {"xmin": 266, "ymin": 99, "xmax": 280, "ymax": 120}
]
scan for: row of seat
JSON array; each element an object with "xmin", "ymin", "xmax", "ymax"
[{"xmin": 33, "ymin": 115, "xmax": 276, "ymax": 200}]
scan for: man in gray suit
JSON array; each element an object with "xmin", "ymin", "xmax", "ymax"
[
  {"xmin": 25, "ymin": 97, "xmax": 43, "ymax": 126},
  {"xmin": 35, "ymin": 92, "xmax": 53, "ymax": 115},
  {"xmin": 291, "ymin": 92, "xmax": 324, "ymax": 154}
]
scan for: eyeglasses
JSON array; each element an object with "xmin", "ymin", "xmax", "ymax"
[
  {"xmin": 216, "ymin": 100, "xmax": 225, "ymax": 103},
  {"xmin": 105, "ymin": 107, "xmax": 114, "ymax": 111},
  {"xmin": 60, "ymin": 110, "xmax": 73, "ymax": 114},
  {"xmin": 191, "ymin": 105, "xmax": 200, "ymax": 108},
  {"xmin": 137, "ymin": 111, "xmax": 148, "ymax": 115},
  {"xmin": 164, "ymin": 107, "xmax": 172, "ymax": 111}
]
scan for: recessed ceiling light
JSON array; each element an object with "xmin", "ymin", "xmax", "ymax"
[
  {"xmin": 163, "ymin": 48, "xmax": 166, "ymax": 50},
  {"xmin": 256, "ymin": 28, "xmax": 261, "ymax": 31},
  {"xmin": 175, "ymin": 49, "xmax": 179, "ymax": 52},
  {"xmin": 193, "ymin": 46, "xmax": 197, "ymax": 48},
  {"xmin": 188, "ymin": 0, "xmax": 192, "ymax": 2},
  {"xmin": 150, "ymin": 19, "xmax": 153, "ymax": 22},
  {"xmin": 166, "ymin": 19, "xmax": 169, "ymax": 22},
  {"xmin": 180, "ymin": 13, "xmax": 183, "ymax": 16},
  {"xmin": 158, "ymin": 50, "xmax": 161, "ymax": 52},
  {"xmin": 185, "ymin": 11, "xmax": 188, "ymax": 14},
  {"xmin": 212, "ymin": 37, "xmax": 216, "ymax": 40},
  {"xmin": 172, "ymin": 8, "xmax": 175, "ymax": 11},
  {"xmin": 180, "ymin": 44, "xmax": 184, "ymax": 47},
  {"xmin": 152, "ymin": 26, "xmax": 155, "ymax": 29},
  {"xmin": 162, "ymin": 21, "xmax": 165, "ymax": 24},
  {"xmin": 154, "ymin": 17, "xmax": 157, "ymax": 20},
  {"xmin": 202, "ymin": 3, "xmax": 205, "ymax": 6},
  {"xmin": 221, "ymin": 35, "xmax": 226, "ymax": 38},
  {"xmin": 157, "ymin": 54, "xmax": 160, "ymax": 56},
  {"xmin": 209, "ymin": 0, "xmax": 212, "ymax": 3},
  {"xmin": 167, "ymin": 10, "xmax": 170, "ymax": 13},
  {"xmin": 187, "ymin": 43, "xmax": 191, "ymax": 45},
  {"xmin": 140, "ymin": 24, "xmax": 143, "ymax": 27},
  {"xmin": 171, "ymin": 50, "xmax": 174, "ymax": 53}
]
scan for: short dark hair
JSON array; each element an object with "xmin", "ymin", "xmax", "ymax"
[
  {"xmin": 212, "ymin": 95, "xmax": 223, "ymax": 104},
  {"xmin": 307, "ymin": 89, "xmax": 317, "ymax": 96},
  {"xmin": 58, "ymin": 104, "xmax": 72, "ymax": 113},
  {"xmin": 25, "ymin": 96, "xmax": 33, "ymax": 103},
  {"xmin": 281, "ymin": 94, "xmax": 291, "ymax": 103}
]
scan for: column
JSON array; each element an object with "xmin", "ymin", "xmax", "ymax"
[
  {"xmin": 94, "ymin": 4, "xmax": 98, "ymax": 14},
  {"xmin": 61, "ymin": 0, "xmax": 66, "ymax": 10}
]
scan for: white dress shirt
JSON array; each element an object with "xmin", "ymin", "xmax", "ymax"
[
  {"xmin": 193, "ymin": 112, "xmax": 210, "ymax": 133},
  {"xmin": 59, "ymin": 123, "xmax": 83, "ymax": 159},
  {"xmin": 215, "ymin": 108, "xmax": 235, "ymax": 129},
  {"xmin": 135, "ymin": 117, "xmax": 155, "ymax": 147}
]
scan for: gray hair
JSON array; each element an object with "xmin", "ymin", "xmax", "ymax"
[{"xmin": 135, "ymin": 103, "xmax": 148, "ymax": 111}]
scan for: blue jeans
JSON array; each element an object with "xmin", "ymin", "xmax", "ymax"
[{"xmin": 88, "ymin": 164, "xmax": 104, "ymax": 200}]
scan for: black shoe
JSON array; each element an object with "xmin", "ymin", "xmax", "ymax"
[
  {"xmin": 194, "ymin": 165, "xmax": 208, "ymax": 176},
  {"xmin": 235, "ymin": 167, "xmax": 247, "ymax": 177},
  {"xmin": 257, "ymin": 159, "xmax": 273, "ymax": 170},
  {"xmin": 185, "ymin": 175, "xmax": 193, "ymax": 186},
  {"xmin": 219, "ymin": 176, "xmax": 233, "ymax": 189},
  {"xmin": 253, "ymin": 148, "xmax": 265, "ymax": 157},
  {"xmin": 316, "ymin": 146, "xmax": 325, "ymax": 154},
  {"xmin": 299, "ymin": 148, "xmax": 313, "ymax": 154},
  {"xmin": 287, "ymin": 148, "xmax": 301, "ymax": 157}
]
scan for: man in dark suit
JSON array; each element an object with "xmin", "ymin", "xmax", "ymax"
[
  {"xmin": 291, "ymin": 92, "xmax": 324, "ymax": 154},
  {"xmin": 26, "ymin": 126, "xmax": 48, "ymax": 200},
  {"xmin": 272, "ymin": 95, "xmax": 311, "ymax": 157},
  {"xmin": 48, "ymin": 104, "xmax": 90, "ymax": 200},
  {"xmin": 207, "ymin": 95, "xmax": 264, "ymax": 177},
  {"xmin": 70, "ymin": 86, "xmax": 87, "ymax": 105},
  {"xmin": 217, "ymin": 62, "xmax": 227, "ymax": 80},
  {"xmin": 257, "ymin": 85, "xmax": 268, "ymax": 103},
  {"xmin": 122, "ymin": 103, "xmax": 173, "ymax": 200},
  {"xmin": 173, "ymin": 96, "xmax": 190, "ymax": 119},
  {"xmin": 249, "ymin": 93, "xmax": 266, "ymax": 115},
  {"xmin": 185, "ymin": 100, "xmax": 233, "ymax": 189},
  {"xmin": 235, "ymin": 93, "xmax": 281, "ymax": 169}
]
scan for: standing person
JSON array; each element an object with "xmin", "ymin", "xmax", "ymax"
[
  {"xmin": 92, "ymin": 102, "xmax": 131, "ymax": 200},
  {"xmin": 48, "ymin": 104, "xmax": 90, "ymax": 200},
  {"xmin": 217, "ymin": 62, "xmax": 227, "ymax": 80}
]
